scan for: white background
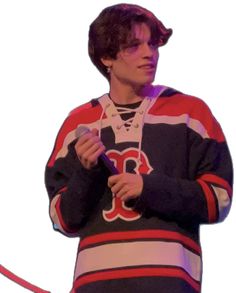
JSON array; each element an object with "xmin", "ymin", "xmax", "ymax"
[{"xmin": 0, "ymin": 1, "xmax": 235, "ymax": 292}]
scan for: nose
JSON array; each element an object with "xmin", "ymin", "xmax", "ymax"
[{"xmin": 142, "ymin": 42, "xmax": 158, "ymax": 58}]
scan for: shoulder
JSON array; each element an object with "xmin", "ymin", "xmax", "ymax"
[
  {"xmin": 65, "ymin": 97, "xmax": 104, "ymax": 124},
  {"xmin": 156, "ymin": 85, "xmax": 212, "ymax": 114},
  {"xmin": 154, "ymin": 86, "xmax": 224, "ymax": 142},
  {"xmin": 69, "ymin": 99, "xmax": 96, "ymax": 116}
]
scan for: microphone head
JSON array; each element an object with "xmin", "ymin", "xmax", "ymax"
[{"xmin": 76, "ymin": 125, "xmax": 90, "ymax": 139}]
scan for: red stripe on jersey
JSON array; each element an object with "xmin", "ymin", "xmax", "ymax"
[
  {"xmin": 55, "ymin": 196, "xmax": 78, "ymax": 233},
  {"xmin": 47, "ymin": 102, "xmax": 104, "ymax": 167},
  {"xmin": 149, "ymin": 95, "xmax": 225, "ymax": 142},
  {"xmin": 57, "ymin": 186, "xmax": 67, "ymax": 194},
  {"xmin": 197, "ymin": 179, "xmax": 217, "ymax": 222},
  {"xmin": 198, "ymin": 174, "xmax": 232, "ymax": 197},
  {"xmin": 73, "ymin": 267, "xmax": 201, "ymax": 292},
  {"xmin": 79, "ymin": 230, "xmax": 201, "ymax": 254}
]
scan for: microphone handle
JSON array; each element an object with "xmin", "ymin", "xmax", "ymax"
[{"xmin": 99, "ymin": 153, "xmax": 119, "ymax": 175}]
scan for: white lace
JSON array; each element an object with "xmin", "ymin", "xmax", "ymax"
[
  {"xmin": 98, "ymin": 98, "xmax": 152, "ymax": 174},
  {"xmin": 113, "ymin": 106, "xmax": 143, "ymax": 130}
]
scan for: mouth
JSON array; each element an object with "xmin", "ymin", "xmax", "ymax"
[{"xmin": 138, "ymin": 63, "xmax": 156, "ymax": 70}]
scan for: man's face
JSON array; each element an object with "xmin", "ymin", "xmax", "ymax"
[{"xmin": 108, "ymin": 23, "xmax": 159, "ymax": 89}]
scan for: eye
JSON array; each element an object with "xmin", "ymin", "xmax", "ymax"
[
  {"xmin": 148, "ymin": 41, "xmax": 159, "ymax": 50},
  {"xmin": 129, "ymin": 41, "xmax": 140, "ymax": 48},
  {"xmin": 122, "ymin": 41, "xmax": 140, "ymax": 54}
]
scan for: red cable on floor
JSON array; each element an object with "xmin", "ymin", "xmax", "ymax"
[{"xmin": 0, "ymin": 264, "xmax": 50, "ymax": 292}]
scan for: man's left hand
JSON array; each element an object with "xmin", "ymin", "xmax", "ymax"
[{"xmin": 108, "ymin": 173, "xmax": 143, "ymax": 202}]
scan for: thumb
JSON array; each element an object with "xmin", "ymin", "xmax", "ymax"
[{"xmin": 91, "ymin": 128, "xmax": 99, "ymax": 136}]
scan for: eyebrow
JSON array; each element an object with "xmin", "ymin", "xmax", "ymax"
[{"xmin": 128, "ymin": 38, "xmax": 141, "ymax": 43}]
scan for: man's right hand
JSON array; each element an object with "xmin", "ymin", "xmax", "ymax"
[{"xmin": 74, "ymin": 128, "xmax": 106, "ymax": 170}]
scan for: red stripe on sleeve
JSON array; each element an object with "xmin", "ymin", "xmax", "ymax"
[
  {"xmin": 55, "ymin": 196, "xmax": 78, "ymax": 233},
  {"xmin": 197, "ymin": 179, "xmax": 217, "ymax": 223},
  {"xmin": 198, "ymin": 174, "xmax": 232, "ymax": 197}
]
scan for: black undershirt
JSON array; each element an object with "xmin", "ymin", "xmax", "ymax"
[{"xmin": 108, "ymin": 95, "xmax": 142, "ymax": 124}]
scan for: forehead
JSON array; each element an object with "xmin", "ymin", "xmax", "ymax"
[{"xmin": 128, "ymin": 23, "xmax": 151, "ymax": 40}]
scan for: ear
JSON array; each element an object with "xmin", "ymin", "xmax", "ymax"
[{"xmin": 100, "ymin": 57, "xmax": 113, "ymax": 68}]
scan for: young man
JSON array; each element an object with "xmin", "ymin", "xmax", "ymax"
[{"xmin": 45, "ymin": 4, "xmax": 233, "ymax": 293}]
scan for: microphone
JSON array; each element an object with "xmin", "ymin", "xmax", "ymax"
[{"xmin": 76, "ymin": 126, "xmax": 119, "ymax": 175}]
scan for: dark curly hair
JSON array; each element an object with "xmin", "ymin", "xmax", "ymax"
[{"xmin": 88, "ymin": 3, "xmax": 172, "ymax": 80}]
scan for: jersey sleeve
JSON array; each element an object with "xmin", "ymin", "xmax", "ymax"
[
  {"xmin": 44, "ymin": 113, "xmax": 108, "ymax": 236},
  {"xmin": 137, "ymin": 98, "xmax": 233, "ymax": 225}
]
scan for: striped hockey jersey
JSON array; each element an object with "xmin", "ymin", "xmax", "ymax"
[{"xmin": 45, "ymin": 86, "xmax": 233, "ymax": 293}]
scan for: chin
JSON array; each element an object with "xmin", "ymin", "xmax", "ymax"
[
  {"xmin": 141, "ymin": 76, "xmax": 155, "ymax": 86},
  {"xmin": 131, "ymin": 75, "xmax": 155, "ymax": 89}
]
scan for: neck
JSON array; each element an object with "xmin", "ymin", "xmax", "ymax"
[{"xmin": 109, "ymin": 82, "xmax": 154, "ymax": 105}]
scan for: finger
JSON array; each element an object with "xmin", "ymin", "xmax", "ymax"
[
  {"xmin": 120, "ymin": 191, "xmax": 136, "ymax": 202},
  {"xmin": 86, "ymin": 144, "xmax": 106, "ymax": 164},
  {"xmin": 79, "ymin": 135, "xmax": 101, "ymax": 150},
  {"xmin": 115, "ymin": 185, "xmax": 130, "ymax": 198},
  {"xmin": 76, "ymin": 135, "xmax": 102, "ymax": 158},
  {"xmin": 82, "ymin": 141, "xmax": 104, "ymax": 160},
  {"xmin": 111, "ymin": 180, "xmax": 126, "ymax": 195},
  {"xmin": 108, "ymin": 174, "xmax": 122, "ymax": 188},
  {"xmin": 76, "ymin": 129, "xmax": 100, "ymax": 146},
  {"xmin": 91, "ymin": 128, "xmax": 99, "ymax": 136},
  {"xmin": 76, "ymin": 131, "xmax": 94, "ymax": 145},
  {"xmin": 81, "ymin": 144, "xmax": 106, "ymax": 167}
]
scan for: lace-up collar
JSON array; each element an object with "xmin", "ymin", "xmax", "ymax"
[
  {"xmin": 98, "ymin": 95, "xmax": 151, "ymax": 141},
  {"xmin": 98, "ymin": 94, "xmax": 153, "ymax": 172},
  {"xmin": 109, "ymin": 97, "xmax": 142, "ymax": 131},
  {"xmin": 97, "ymin": 85, "xmax": 167, "ymax": 171},
  {"xmin": 113, "ymin": 105, "xmax": 142, "ymax": 130}
]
